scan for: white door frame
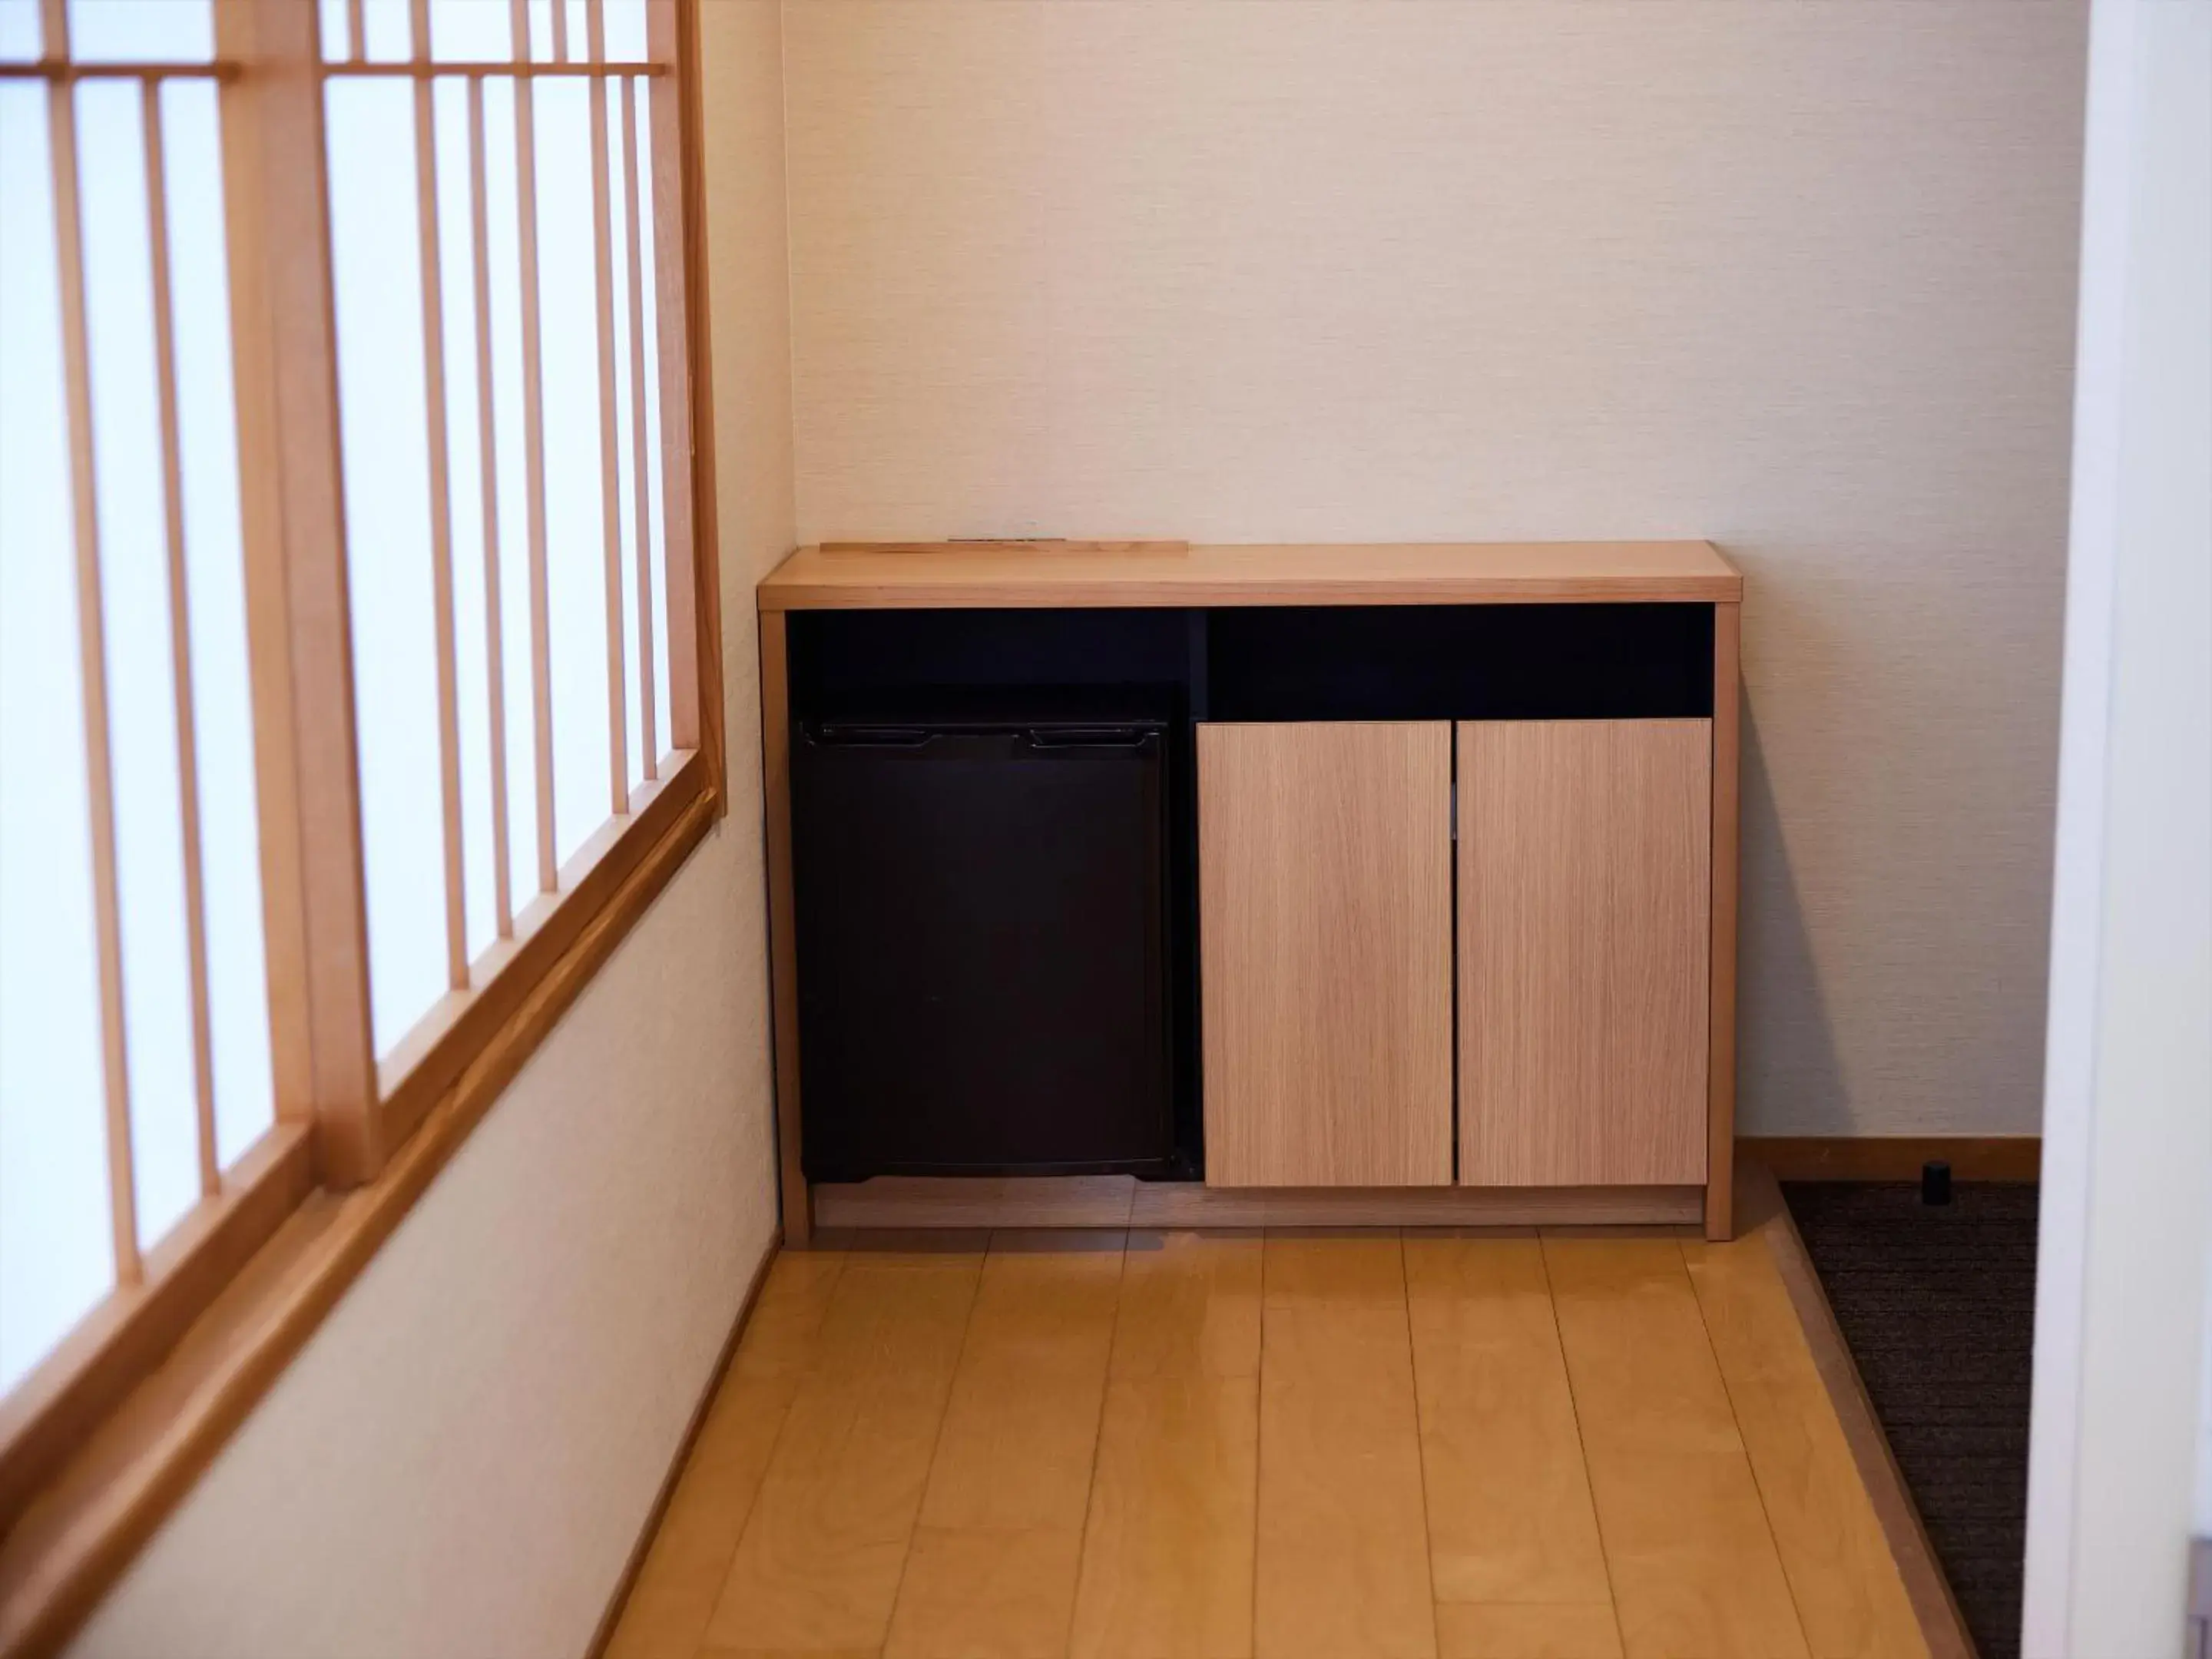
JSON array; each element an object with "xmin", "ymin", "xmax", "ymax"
[{"xmin": 2022, "ymin": 1, "xmax": 2212, "ymax": 1652}]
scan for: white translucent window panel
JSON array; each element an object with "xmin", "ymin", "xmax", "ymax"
[
  {"xmin": 0, "ymin": 83, "xmax": 113, "ymax": 1393},
  {"xmin": 319, "ymin": 0, "xmax": 410, "ymax": 63},
  {"xmin": 0, "ymin": 0, "xmax": 41, "ymax": 61},
  {"xmin": 361, "ymin": 0, "xmax": 409, "ymax": 61},
  {"xmin": 604, "ymin": 80, "xmax": 643, "ymax": 796},
  {"xmin": 480, "ymin": 76, "xmax": 541, "ymax": 903},
  {"xmin": 603, "ymin": 0, "xmax": 644, "ymax": 63},
  {"xmin": 634, "ymin": 78, "xmax": 671, "ymax": 763},
  {"xmin": 428, "ymin": 0, "xmax": 512, "ymax": 63},
  {"xmin": 161, "ymin": 81, "xmax": 273, "ymax": 1167},
  {"xmin": 528, "ymin": 0, "xmax": 553, "ymax": 63},
  {"xmin": 431, "ymin": 78, "xmax": 498, "ymax": 960},
  {"xmin": 77, "ymin": 80, "xmax": 199, "ymax": 1252},
  {"xmin": 532, "ymin": 77, "xmax": 615, "ymax": 866},
  {"xmin": 326, "ymin": 76, "xmax": 448, "ymax": 1055},
  {"xmin": 67, "ymin": 0, "xmax": 212, "ymax": 61}
]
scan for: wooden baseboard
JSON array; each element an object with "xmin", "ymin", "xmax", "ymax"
[
  {"xmin": 1740, "ymin": 1136, "xmax": 2040, "ymax": 1183},
  {"xmin": 809, "ymin": 1176, "xmax": 1704, "ymax": 1231},
  {"xmin": 585, "ymin": 1231, "xmax": 781, "ymax": 1659},
  {"xmin": 1739, "ymin": 1161, "xmax": 1980, "ymax": 1659}
]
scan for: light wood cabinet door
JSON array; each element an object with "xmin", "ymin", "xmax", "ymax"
[
  {"xmin": 1198, "ymin": 722, "xmax": 1453, "ymax": 1187},
  {"xmin": 1457, "ymin": 719, "xmax": 1712, "ymax": 1186}
]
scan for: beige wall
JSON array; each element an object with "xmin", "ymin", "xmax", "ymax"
[
  {"xmin": 65, "ymin": 4, "xmax": 796, "ymax": 1654},
  {"xmin": 783, "ymin": 0, "xmax": 2088, "ymax": 1136}
]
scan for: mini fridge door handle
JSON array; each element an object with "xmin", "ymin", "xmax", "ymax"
[{"xmin": 1022, "ymin": 727, "xmax": 1159, "ymax": 750}]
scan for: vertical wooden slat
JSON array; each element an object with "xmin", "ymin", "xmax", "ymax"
[
  {"xmin": 412, "ymin": 0, "xmax": 468, "ymax": 988},
  {"xmin": 45, "ymin": 0, "xmax": 143, "ymax": 1283},
  {"xmin": 550, "ymin": 0, "xmax": 569, "ymax": 64},
  {"xmin": 587, "ymin": 0, "xmax": 627, "ymax": 813},
  {"xmin": 467, "ymin": 75, "xmax": 513, "ymax": 938},
  {"xmin": 345, "ymin": 0, "xmax": 366, "ymax": 61},
  {"xmin": 1705, "ymin": 601, "xmax": 1743, "ymax": 1241},
  {"xmin": 212, "ymin": 0, "xmax": 314, "ymax": 1134},
  {"xmin": 620, "ymin": 73, "xmax": 654, "ymax": 781},
  {"xmin": 229, "ymin": 0, "xmax": 381, "ymax": 1184},
  {"xmin": 644, "ymin": 0, "xmax": 698, "ymax": 753},
  {"xmin": 511, "ymin": 0, "xmax": 556, "ymax": 892},
  {"xmin": 759, "ymin": 611, "xmax": 809, "ymax": 1246},
  {"xmin": 674, "ymin": 0, "xmax": 721, "ymax": 803},
  {"xmin": 143, "ymin": 78, "xmax": 222, "ymax": 1198}
]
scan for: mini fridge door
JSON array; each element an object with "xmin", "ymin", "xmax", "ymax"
[{"xmin": 791, "ymin": 721, "xmax": 1172, "ymax": 1180}]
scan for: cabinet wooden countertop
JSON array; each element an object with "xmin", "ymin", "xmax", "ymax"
[{"xmin": 757, "ymin": 540, "xmax": 1742, "ymax": 611}]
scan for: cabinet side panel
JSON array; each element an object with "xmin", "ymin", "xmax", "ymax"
[
  {"xmin": 1198, "ymin": 722, "xmax": 1453, "ymax": 1187},
  {"xmin": 1707, "ymin": 603, "xmax": 1741, "ymax": 1237},
  {"xmin": 1458, "ymin": 720, "xmax": 1711, "ymax": 1186},
  {"xmin": 760, "ymin": 610, "xmax": 810, "ymax": 1243}
]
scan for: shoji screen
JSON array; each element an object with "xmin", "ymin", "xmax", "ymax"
[
  {"xmin": 320, "ymin": 0, "xmax": 686, "ymax": 1060},
  {"xmin": 1, "ymin": 0, "xmax": 273, "ymax": 1392}
]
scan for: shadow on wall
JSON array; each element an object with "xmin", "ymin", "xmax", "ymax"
[{"xmin": 1735, "ymin": 687, "xmax": 1852, "ymax": 1137}]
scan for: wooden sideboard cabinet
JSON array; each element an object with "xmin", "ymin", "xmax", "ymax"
[{"xmin": 757, "ymin": 541, "xmax": 1743, "ymax": 1241}]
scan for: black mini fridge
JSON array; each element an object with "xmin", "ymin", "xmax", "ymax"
[{"xmin": 790, "ymin": 712, "xmax": 1174, "ymax": 1181}]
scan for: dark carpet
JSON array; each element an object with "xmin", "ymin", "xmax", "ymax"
[{"xmin": 1782, "ymin": 1181, "xmax": 2038, "ymax": 1659}]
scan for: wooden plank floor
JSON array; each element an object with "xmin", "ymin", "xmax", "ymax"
[{"xmin": 608, "ymin": 1225, "xmax": 1927, "ymax": 1659}]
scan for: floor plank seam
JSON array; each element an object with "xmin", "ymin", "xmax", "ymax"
[
  {"xmin": 880, "ymin": 1240, "xmax": 988, "ymax": 1659},
  {"xmin": 1061, "ymin": 1230, "xmax": 1130, "ymax": 1659},
  {"xmin": 1396, "ymin": 1230, "xmax": 1447, "ymax": 1659},
  {"xmin": 1534, "ymin": 1231, "xmax": 1631, "ymax": 1659},
  {"xmin": 692, "ymin": 1253, "xmax": 849, "ymax": 1659},
  {"xmin": 1251, "ymin": 1227, "xmax": 1271, "ymax": 1659},
  {"xmin": 1674, "ymin": 1235, "xmax": 1821, "ymax": 1659}
]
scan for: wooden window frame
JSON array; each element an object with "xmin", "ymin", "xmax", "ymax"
[{"xmin": 0, "ymin": 2, "xmax": 723, "ymax": 1651}]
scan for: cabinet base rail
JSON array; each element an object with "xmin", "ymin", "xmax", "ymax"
[{"xmin": 809, "ymin": 1175, "xmax": 1704, "ymax": 1232}]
